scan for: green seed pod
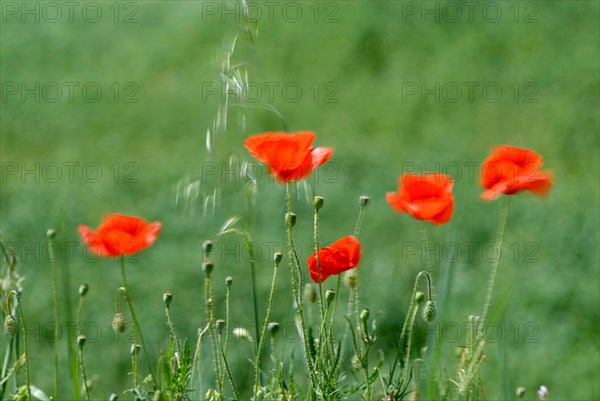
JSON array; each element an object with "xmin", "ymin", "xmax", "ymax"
[
  {"xmin": 77, "ymin": 335, "xmax": 86, "ymax": 348},
  {"xmin": 360, "ymin": 308, "xmax": 370, "ymax": 323},
  {"xmin": 203, "ymin": 240, "xmax": 213, "ymax": 256},
  {"xmin": 202, "ymin": 260, "xmax": 214, "ymax": 276},
  {"xmin": 225, "ymin": 276, "xmax": 233, "ymax": 288},
  {"xmin": 422, "ymin": 300, "xmax": 436, "ymax": 323},
  {"xmin": 111, "ymin": 312, "xmax": 126, "ymax": 333},
  {"xmin": 4, "ymin": 314, "xmax": 18, "ymax": 336},
  {"xmin": 268, "ymin": 322, "xmax": 280, "ymax": 336},
  {"xmin": 415, "ymin": 291, "xmax": 425, "ymax": 303},
  {"xmin": 79, "ymin": 283, "xmax": 89, "ymax": 297},
  {"xmin": 359, "ymin": 196, "xmax": 370, "ymax": 207},
  {"xmin": 313, "ymin": 196, "xmax": 324, "ymax": 210},
  {"xmin": 325, "ymin": 289, "xmax": 336, "ymax": 304},
  {"xmin": 343, "ymin": 269, "xmax": 358, "ymax": 289},
  {"xmin": 46, "ymin": 229, "xmax": 56, "ymax": 239},
  {"xmin": 130, "ymin": 343, "xmax": 141, "ymax": 356},
  {"xmin": 273, "ymin": 252, "xmax": 283, "ymax": 265},
  {"xmin": 163, "ymin": 291, "xmax": 173, "ymax": 307},
  {"xmin": 285, "ymin": 212, "xmax": 296, "ymax": 227},
  {"xmin": 304, "ymin": 283, "xmax": 317, "ymax": 304},
  {"xmin": 216, "ymin": 319, "xmax": 225, "ymax": 334}
]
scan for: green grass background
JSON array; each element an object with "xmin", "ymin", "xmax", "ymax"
[{"xmin": 1, "ymin": 1, "xmax": 599, "ymax": 400}]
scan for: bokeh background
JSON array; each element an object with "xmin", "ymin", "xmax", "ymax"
[{"xmin": 1, "ymin": 1, "xmax": 599, "ymax": 400}]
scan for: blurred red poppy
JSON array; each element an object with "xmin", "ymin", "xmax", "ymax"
[
  {"xmin": 79, "ymin": 214, "xmax": 161, "ymax": 257},
  {"xmin": 307, "ymin": 236, "xmax": 361, "ymax": 283},
  {"xmin": 386, "ymin": 174, "xmax": 454, "ymax": 225},
  {"xmin": 244, "ymin": 131, "xmax": 334, "ymax": 183},
  {"xmin": 480, "ymin": 145, "xmax": 553, "ymax": 200}
]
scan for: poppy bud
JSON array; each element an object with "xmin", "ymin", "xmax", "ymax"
[
  {"xmin": 109, "ymin": 393, "xmax": 118, "ymax": 401},
  {"xmin": 325, "ymin": 289, "xmax": 336, "ymax": 304},
  {"xmin": 268, "ymin": 322, "xmax": 280, "ymax": 336},
  {"xmin": 77, "ymin": 335, "xmax": 86, "ymax": 348},
  {"xmin": 304, "ymin": 283, "xmax": 317, "ymax": 304},
  {"xmin": 4, "ymin": 314, "xmax": 18, "ymax": 336},
  {"xmin": 313, "ymin": 196, "xmax": 324, "ymax": 210},
  {"xmin": 79, "ymin": 283, "xmax": 89, "ymax": 297},
  {"xmin": 233, "ymin": 327, "xmax": 253, "ymax": 342},
  {"xmin": 225, "ymin": 276, "xmax": 233, "ymax": 288},
  {"xmin": 359, "ymin": 196, "xmax": 370, "ymax": 207},
  {"xmin": 203, "ymin": 240, "xmax": 213, "ymax": 256},
  {"xmin": 274, "ymin": 252, "xmax": 283, "ymax": 265},
  {"xmin": 351, "ymin": 354, "xmax": 362, "ymax": 371},
  {"xmin": 343, "ymin": 269, "xmax": 358, "ymax": 289},
  {"xmin": 422, "ymin": 300, "xmax": 436, "ymax": 322},
  {"xmin": 46, "ymin": 229, "xmax": 56, "ymax": 239},
  {"xmin": 285, "ymin": 212, "xmax": 296, "ymax": 227},
  {"xmin": 216, "ymin": 319, "xmax": 225, "ymax": 334},
  {"xmin": 202, "ymin": 260, "xmax": 214, "ymax": 276},
  {"xmin": 112, "ymin": 312, "xmax": 126, "ymax": 333},
  {"xmin": 415, "ymin": 291, "xmax": 425, "ymax": 303},
  {"xmin": 130, "ymin": 343, "xmax": 141, "ymax": 356},
  {"xmin": 163, "ymin": 291, "xmax": 173, "ymax": 307},
  {"xmin": 360, "ymin": 308, "xmax": 370, "ymax": 323}
]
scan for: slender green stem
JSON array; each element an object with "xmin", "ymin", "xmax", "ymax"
[
  {"xmin": 132, "ymin": 349, "xmax": 139, "ymax": 388},
  {"xmin": 119, "ymin": 256, "xmax": 157, "ymax": 385},
  {"xmin": 244, "ymin": 236, "xmax": 261, "ymax": 367},
  {"xmin": 75, "ymin": 295, "xmax": 85, "ymax": 399},
  {"xmin": 48, "ymin": 234, "xmax": 60, "ymax": 400},
  {"xmin": 313, "ymin": 207, "xmax": 325, "ymax": 320},
  {"xmin": 78, "ymin": 347, "xmax": 91, "ymax": 401},
  {"xmin": 481, "ymin": 197, "xmax": 511, "ymax": 329},
  {"xmin": 204, "ymin": 271, "xmax": 224, "ymax": 396},
  {"xmin": 254, "ymin": 258, "xmax": 280, "ymax": 398},
  {"xmin": 285, "ymin": 182, "xmax": 319, "ymax": 391},
  {"xmin": 402, "ymin": 302, "xmax": 420, "ymax": 384},
  {"xmin": 165, "ymin": 306, "xmax": 181, "ymax": 354},
  {"xmin": 217, "ymin": 332, "xmax": 240, "ymax": 400}
]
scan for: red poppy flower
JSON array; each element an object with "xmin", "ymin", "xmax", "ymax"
[
  {"xmin": 386, "ymin": 174, "xmax": 454, "ymax": 225},
  {"xmin": 79, "ymin": 214, "xmax": 161, "ymax": 257},
  {"xmin": 307, "ymin": 236, "xmax": 361, "ymax": 283},
  {"xmin": 480, "ymin": 145, "xmax": 553, "ymax": 200},
  {"xmin": 244, "ymin": 131, "xmax": 334, "ymax": 183}
]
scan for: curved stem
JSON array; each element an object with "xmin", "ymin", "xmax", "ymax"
[
  {"xmin": 119, "ymin": 256, "xmax": 156, "ymax": 385},
  {"xmin": 79, "ymin": 347, "xmax": 91, "ymax": 401}
]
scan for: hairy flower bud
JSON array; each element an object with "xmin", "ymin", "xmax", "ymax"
[
  {"xmin": 273, "ymin": 252, "xmax": 283, "ymax": 265},
  {"xmin": 163, "ymin": 291, "xmax": 173, "ymax": 307},
  {"xmin": 313, "ymin": 196, "xmax": 324, "ymax": 210},
  {"xmin": 112, "ymin": 312, "xmax": 126, "ymax": 333},
  {"xmin": 415, "ymin": 291, "xmax": 425, "ymax": 303},
  {"xmin": 268, "ymin": 322, "xmax": 280, "ymax": 336},
  {"xmin": 304, "ymin": 283, "xmax": 317, "ymax": 304},
  {"xmin": 343, "ymin": 269, "xmax": 358, "ymax": 289},
  {"xmin": 4, "ymin": 314, "xmax": 18, "ymax": 336},
  {"xmin": 203, "ymin": 240, "xmax": 213, "ymax": 256},
  {"xmin": 79, "ymin": 283, "xmax": 89, "ymax": 297},
  {"xmin": 422, "ymin": 300, "xmax": 436, "ymax": 323},
  {"xmin": 202, "ymin": 260, "xmax": 214, "ymax": 276},
  {"xmin": 325, "ymin": 289, "xmax": 336, "ymax": 304},
  {"xmin": 285, "ymin": 212, "xmax": 296, "ymax": 227}
]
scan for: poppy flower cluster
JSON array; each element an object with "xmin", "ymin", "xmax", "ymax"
[{"xmin": 78, "ymin": 131, "xmax": 553, "ymax": 287}]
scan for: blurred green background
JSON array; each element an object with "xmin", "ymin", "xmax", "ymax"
[{"xmin": 1, "ymin": 1, "xmax": 599, "ymax": 400}]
